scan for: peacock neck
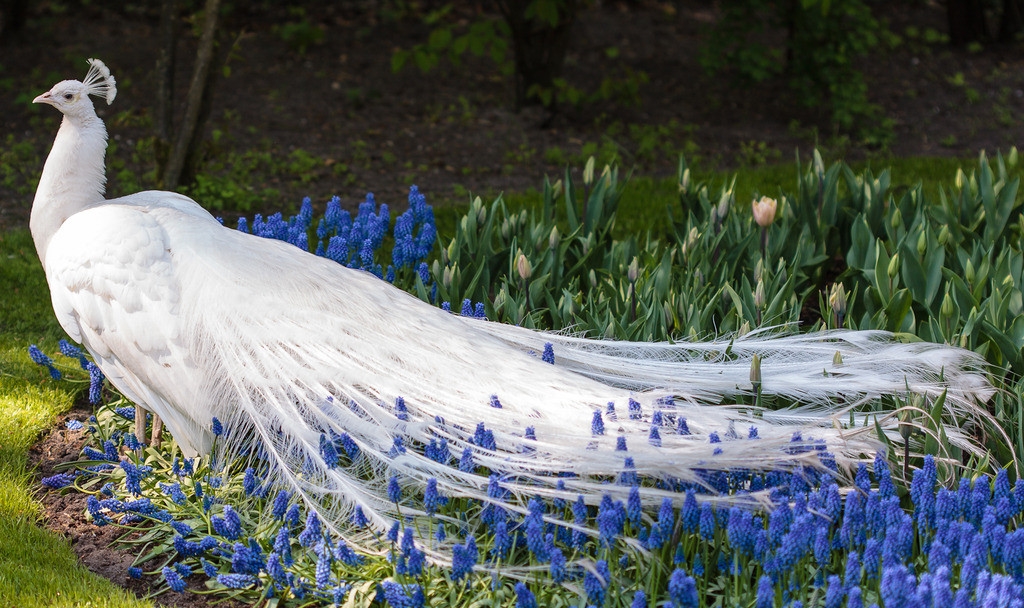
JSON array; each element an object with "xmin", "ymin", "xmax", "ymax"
[{"xmin": 31, "ymin": 113, "xmax": 108, "ymax": 265}]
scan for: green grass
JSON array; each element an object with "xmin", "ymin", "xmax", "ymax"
[{"xmin": 0, "ymin": 232, "xmax": 151, "ymax": 606}]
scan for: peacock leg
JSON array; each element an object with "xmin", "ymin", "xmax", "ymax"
[
  {"xmin": 134, "ymin": 405, "xmax": 146, "ymax": 450},
  {"xmin": 150, "ymin": 414, "xmax": 163, "ymax": 448}
]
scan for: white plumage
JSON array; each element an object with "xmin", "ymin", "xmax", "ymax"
[{"xmin": 31, "ymin": 60, "xmax": 993, "ymax": 552}]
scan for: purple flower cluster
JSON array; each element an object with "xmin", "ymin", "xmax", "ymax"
[
  {"xmin": 56, "ymin": 366, "xmax": 1024, "ymax": 608},
  {"xmin": 380, "ymin": 580, "xmax": 425, "ymax": 608},
  {"xmin": 391, "ymin": 186, "xmax": 437, "ymax": 269},
  {"xmin": 28, "ymin": 344, "xmax": 61, "ymax": 379},
  {"xmin": 239, "ymin": 189, "xmax": 437, "ymax": 288}
]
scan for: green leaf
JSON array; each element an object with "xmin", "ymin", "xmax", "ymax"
[
  {"xmin": 391, "ymin": 50, "xmax": 409, "ymax": 73},
  {"xmin": 884, "ymin": 289, "xmax": 913, "ymax": 332},
  {"xmin": 413, "ymin": 48, "xmax": 438, "ymax": 72},
  {"xmin": 873, "ymin": 239, "xmax": 892, "ymax": 302},
  {"xmin": 923, "ymin": 242, "xmax": 945, "ymax": 310},
  {"xmin": 428, "ymin": 26, "xmax": 453, "ymax": 51},
  {"xmin": 564, "ymin": 168, "xmax": 580, "ymax": 233},
  {"xmin": 900, "ymin": 238, "xmax": 928, "ymax": 308}
]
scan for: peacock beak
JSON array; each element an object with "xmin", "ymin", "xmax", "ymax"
[{"xmin": 33, "ymin": 91, "xmax": 54, "ymax": 105}]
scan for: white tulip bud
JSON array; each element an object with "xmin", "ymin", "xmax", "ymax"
[
  {"xmin": 751, "ymin": 196, "xmax": 777, "ymax": 227},
  {"xmin": 516, "ymin": 253, "xmax": 532, "ymax": 281},
  {"xmin": 583, "ymin": 156, "xmax": 596, "ymax": 186},
  {"xmin": 829, "ymin": 283, "xmax": 847, "ymax": 318},
  {"xmin": 754, "ymin": 278, "xmax": 765, "ymax": 309},
  {"xmin": 551, "ymin": 179, "xmax": 563, "ymax": 199}
]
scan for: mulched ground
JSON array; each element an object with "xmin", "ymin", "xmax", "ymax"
[
  {"xmin": 29, "ymin": 404, "xmax": 242, "ymax": 607},
  {"xmin": 11, "ymin": 0, "xmax": 1024, "ymax": 604}
]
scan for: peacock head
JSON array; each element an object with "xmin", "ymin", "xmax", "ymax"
[{"xmin": 33, "ymin": 58, "xmax": 117, "ymax": 120}]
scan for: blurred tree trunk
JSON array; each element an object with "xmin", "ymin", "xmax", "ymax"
[
  {"xmin": 947, "ymin": 0, "xmax": 989, "ymax": 46},
  {"xmin": 179, "ymin": 32, "xmax": 231, "ymax": 185},
  {"xmin": 494, "ymin": 0, "xmax": 578, "ymax": 111},
  {"xmin": 162, "ymin": 0, "xmax": 230, "ymax": 189},
  {"xmin": 999, "ymin": 0, "xmax": 1024, "ymax": 41},
  {"xmin": 155, "ymin": 0, "xmax": 179, "ymax": 169}
]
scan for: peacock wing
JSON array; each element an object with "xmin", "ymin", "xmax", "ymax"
[{"xmin": 44, "ymin": 200, "xmax": 210, "ymax": 455}]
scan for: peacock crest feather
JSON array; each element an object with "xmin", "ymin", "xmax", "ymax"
[{"xmin": 83, "ymin": 58, "xmax": 117, "ymax": 105}]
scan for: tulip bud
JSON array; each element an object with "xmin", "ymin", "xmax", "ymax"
[
  {"xmin": 477, "ymin": 203, "xmax": 487, "ymax": 226},
  {"xmin": 917, "ymin": 230, "xmax": 927, "ymax": 256},
  {"xmin": 955, "ymin": 168, "xmax": 965, "ymax": 190},
  {"xmin": 694, "ymin": 268, "xmax": 704, "ymax": 287},
  {"xmin": 717, "ymin": 193, "xmax": 730, "ymax": 221},
  {"xmin": 442, "ymin": 266, "xmax": 453, "ymax": 289},
  {"xmin": 738, "ymin": 321, "xmax": 750, "ymax": 337},
  {"xmin": 887, "ymin": 253, "xmax": 900, "ymax": 279},
  {"xmin": 891, "ymin": 207, "xmax": 902, "ymax": 230},
  {"xmin": 583, "ymin": 156, "xmax": 596, "ymax": 186},
  {"xmin": 751, "ymin": 196, "xmax": 777, "ymax": 227},
  {"xmin": 749, "ymin": 353, "xmax": 761, "ymax": 388},
  {"xmin": 754, "ymin": 278, "xmax": 766, "ymax": 309},
  {"xmin": 1010, "ymin": 146, "xmax": 1019, "ymax": 168},
  {"xmin": 965, "ymin": 259, "xmax": 975, "ymax": 284},
  {"xmin": 628, "ymin": 257, "xmax": 639, "ymax": 283},
  {"xmin": 679, "ymin": 168, "xmax": 691, "ymax": 194},
  {"xmin": 754, "ymin": 258, "xmax": 764, "ymax": 283},
  {"xmin": 589, "ymin": 269, "xmax": 597, "ymax": 288},
  {"xmin": 551, "ymin": 179, "xmax": 563, "ymax": 199},
  {"xmin": 501, "ymin": 219, "xmax": 510, "ymax": 241},
  {"xmin": 938, "ymin": 225, "xmax": 950, "ymax": 246},
  {"xmin": 686, "ymin": 227, "xmax": 699, "ymax": 251},
  {"xmin": 549, "ymin": 226, "xmax": 560, "ymax": 250},
  {"xmin": 941, "ymin": 290, "xmax": 955, "ymax": 318},
  {"xmin": 899, "ymin": 409, "xmax": 914, "ymax": 440},
  {"xmin": 829, "ymin": 283, "xmax": 847, "ymax": 320},
  {"xmin": 516, "ymin": 253, "xmax": 532, "ymax": 281},
  {"xmin": 833, "ymin": 351, "xmax": 843, "ymax": 366}
]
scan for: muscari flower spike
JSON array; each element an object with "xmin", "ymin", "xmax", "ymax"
[
  {"xmin": 162, "ymin": 565, "xmax": 186, "ymax": 593},
  {"xmin": 28, "ymin": 344, "xmax": 61, "ymax": 379}
]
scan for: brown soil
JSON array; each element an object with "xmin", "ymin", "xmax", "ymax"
[
  {"xmin": 11, "ymin": 0, "xmax": 1024, "ymax": 604},
  {"xmin": 29, "ymin": 404, "xmax": 244, "ymax": 607},
  {"xmin": 2, "ymin": 1, "xmax": 1023, "ymax": 233}
]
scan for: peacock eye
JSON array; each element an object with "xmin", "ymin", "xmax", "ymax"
[{"xmin": 63, "ymin": 93, "xmax": 73, "ymax": 100}]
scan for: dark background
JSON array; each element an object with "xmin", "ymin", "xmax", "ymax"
[{"xmin": 1, "ymin": 0, "xmax": 1022, "ymax": 230}]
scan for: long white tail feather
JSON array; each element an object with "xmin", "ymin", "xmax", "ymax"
[{"xmin": 159, "ymin": 234, "xmax": 990, "ymax": 560}]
